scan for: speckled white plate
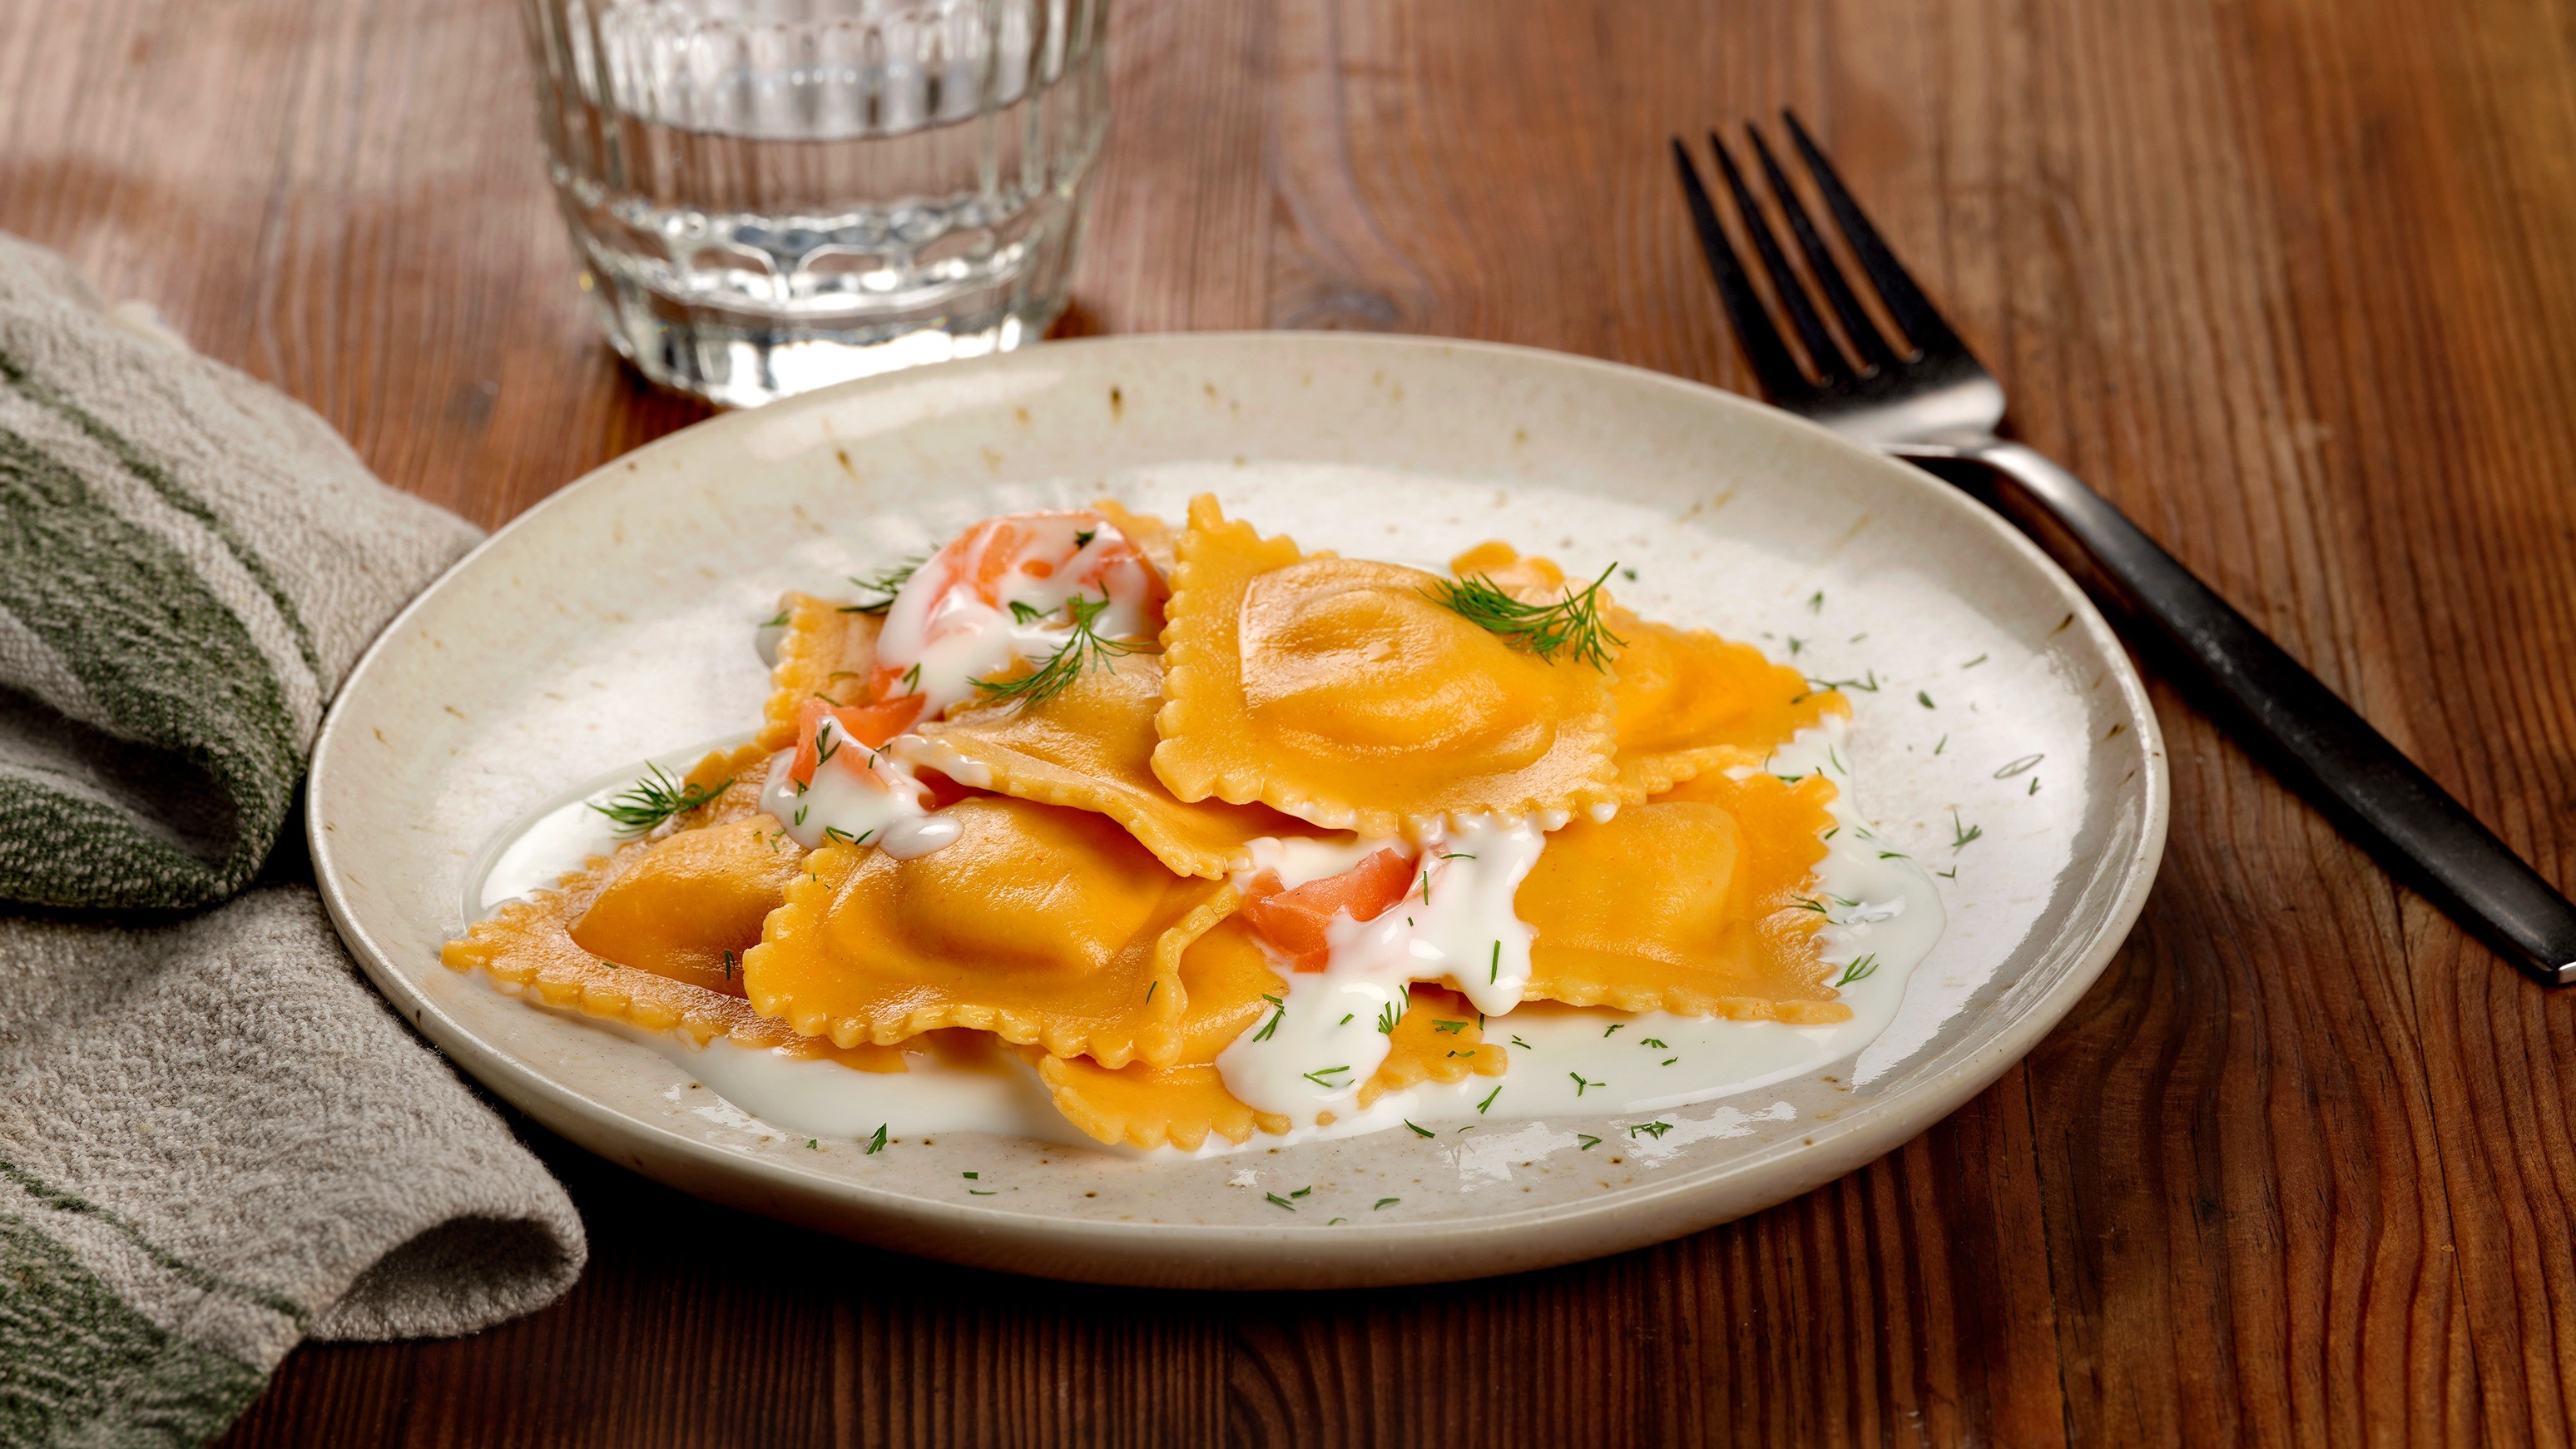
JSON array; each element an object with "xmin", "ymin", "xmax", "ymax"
[{"xmin": 310, "ymin": 333, "xmax": 2166, "ymax": 1288}]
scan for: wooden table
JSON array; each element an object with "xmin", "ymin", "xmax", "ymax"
[{"xmin": 13, "ymin": 0, "xmax": 2576, "ymax": 1441}]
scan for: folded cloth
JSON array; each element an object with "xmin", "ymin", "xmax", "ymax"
[{"xmin": 0, "ymin": 235, "xmax": 584, "ymax": 1446}]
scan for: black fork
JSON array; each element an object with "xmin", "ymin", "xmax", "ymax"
[{"xmin": 1674, "ymin": 113, "xmax": 2576, "ymax": 986}]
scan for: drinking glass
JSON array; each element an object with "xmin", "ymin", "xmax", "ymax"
[{"xmin": 518, "ymin": 0, "xmax": 1109, "ymax": 407}]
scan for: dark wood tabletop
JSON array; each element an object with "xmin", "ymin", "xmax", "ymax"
[{"xmin": 15, "ymin": 0, "xmax": 2576, "ymax": 1442}]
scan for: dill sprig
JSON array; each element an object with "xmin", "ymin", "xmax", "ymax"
[
  {"xmin": 971, "ymin": 593, "xmax": 1160, "ymax": 707},
  {"xmin": 1426, "ymin": 563, "xmax": 1626, "ymax": 669},
  {"xmin": 843, "ymin": 556, "xmax": 926, "ymax": 615},
  {"xmin": 590, "ymin": 763, "xmax": 730, "ymax": 838}
]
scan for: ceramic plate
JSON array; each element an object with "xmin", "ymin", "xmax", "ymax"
[{"xmin": 310, "ymin": 333, "xmax": 2166, "ymax": 1288}]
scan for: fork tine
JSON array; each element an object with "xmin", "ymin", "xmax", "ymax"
[
  {"xmin": 1704, "ymin": 132, "xmax": 1852, "ymax": 388},
  {"xmin": 1745, "ymin": 123, "xmax": 1900, "ymax": 374},
  {"xmin": 1780, "ymin": 110, "xmax": 1968, "ymax": 358},
  {"xmin": 1671, "ymin": 137, "xmax": 1813, "ymax": 401}
]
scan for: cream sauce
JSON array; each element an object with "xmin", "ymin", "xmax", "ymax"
[
  {"xmin": 872, "ymin": 512, "xmax": 1160, "ymax": 716},
  {"xmin": 758, "ymin": 720, "xmax": 946, "ymax": 855}
]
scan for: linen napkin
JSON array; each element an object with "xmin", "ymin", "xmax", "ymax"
[{"xmin": 0, "ymin": 235, "xmax": 585, "ymax": 1447}]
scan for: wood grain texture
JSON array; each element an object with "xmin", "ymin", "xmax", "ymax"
[{"xmin": 6, "ymin": 0, "xmax": 2575, "ymax": 1442}]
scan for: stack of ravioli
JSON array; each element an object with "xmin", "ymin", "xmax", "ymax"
[{"xmin": 443, "ymin": 496, "xmax": 1852, "ymax": 1151}]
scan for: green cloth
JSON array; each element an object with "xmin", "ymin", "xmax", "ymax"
[{"xmin": 0, "ymin": 235, "xmax": 584, "ymax": 1447}]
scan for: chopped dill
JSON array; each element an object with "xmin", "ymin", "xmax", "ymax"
[
  {"xmin": 1432, "ymin": 1019, "xmax": 1469, "ymax": 1035},
  {"xmin": 1376, "ymin": 999, "xmax": 1406, "ymax": 1035},
  {"xmin": 972, "ymin": 593, "xmax": 1160, "ymax": 707},
  {"xmin": 762, "ymin": 608, "xmax": 790, "ymax": 628},
  {"xmin": 1008, "ymin": 599, "xmax": 1046, "ymax": 624},
  {"xmin": 1426, "ymin": 563, "xmax": 1626, "ymax": 669},
  {"xmin": 1266, "ymin": 1193, "xmax": 1296, "ymax": 1211},
  {"xmin": 1627, "ymin": 1120, "xmax": 1674, "ymax": 1139},
  {"xmin": 1476, "ymin": 1084, "xmax": 1503, "ymax": 1114},
  {"xmin": 1835, "ymin": 954, "xmax": 1880, "ymax": 987},
  {"xmin": 1510, "ymin": 1035, "xmax": 1533, "ymax": 1050},
  {"xmin": 1568, "ymin": 1072, "xmax": 1598, "ymax": 1097},
  {"xmin": 591, "ymin": 763, "xmax": 730, "ymax": 838},
  {"xmin": 1252, "ymin": 994, "xmax": 1286, "ymax": 1043},
  {"xmin": 1302, "ymin": 1064, "xmax": 1352, "ymax": 1088},
  {"xmin": 1951, "ymin": 809, "xmax": 1984, "ymax": 848},
  {"xmin": 1917, "ymin": 690, "xmax": 1936, "ymax": 709},
  {"xmin": 1578, "ymin": 1134, "xmax": 1603, "ymax": 1150},
  {"xmin": 1640, "ymin": 1037, "xmax": 1667, "ymax": 1049},
  {"xmin": 865, "ymin": 1124, "xmax": 889, "ymax": 1154},
  {"xmin": 845, "ymin": 557, "xmax": 924, "ymax": 614},
  {"xmin": 1375, "ymin": 1196, "xmax": 1401, "ymax": 1208},
  {"xmin": 1404, "ymin": 1119, "xmax": 1434, "ymax": 1138},
  {"xmin": 1801, "ymin": 669, "xmax": 1882, "ymax": 697}
]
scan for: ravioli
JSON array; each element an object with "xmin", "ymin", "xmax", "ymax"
[
  {"xmin": 904, "ymin": 653, "xmax": 1325, "ymax": 879},
  {"xmin": 1090, "ymin": 498, "xmax": 1177, "ymax": 576},
  {"xmin": 1027, "ymin": 916, "xmax": 1287, "ymax": 1149},
  {"xmin": 1601, "ymin": 615, "xmax": 1843, "ymax": 800},
  {"xmin": 1034, "ymin": 934, "xmax": 1508, "ymax": 1146},
  {"xmin": 1446, "ymin": 543, "xmax": 1841, "ymax": 800},
  {"xmin": 1518, "ymin": 769, "xmax": 1850, "ymax": 1022},
  {"xmin": 440, "ymin": 746, "xmax": 905, "ymax": 1069},
  {"xmin": 743, "ymin": 796, "xmax": 1235, "ymax": 1066},
  {"xmin": 1154, "ymin": 496, "xmax": 1619, "ymax": 836},
  {"xmin": 761, "ymin": 592, "xmax": 887, "ymax": 752},
  {"xmin": 1355, "ymin": 985, "xmax": 1508, "ymax": 1107}
]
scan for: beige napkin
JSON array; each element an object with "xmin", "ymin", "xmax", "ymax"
[{"xmin": 0, "ymin": 233, "xmax": 584, "ymax": 1447}]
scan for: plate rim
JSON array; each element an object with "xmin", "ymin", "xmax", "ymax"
[{"xmin": 310, "ymin": 330, "xmax": 2168, "ymax": 1285}]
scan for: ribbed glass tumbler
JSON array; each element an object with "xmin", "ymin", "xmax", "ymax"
[{"xmin": 518, "ymin": 0, "xmax": 1109, "ymax": 406}]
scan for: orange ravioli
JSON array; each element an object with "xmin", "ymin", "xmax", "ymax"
[
  {"xmin": 1518, "ymin": 769, "xmax": 1850, "ymax": 1023},
  {"xmin": 1035, "ymin": 1057, "xmax": 1289, "ymax": 1153},
  {"xmin": 760, "ymin": 591, "xmax": 889, "ymax": 752},
  {"xmin": 1032, "ymin": 916, "xmax": 1284, "ymax": 1149},
  {"xmin": 1090, "ymin": 498, "xmax": 1177, "ymax": 576},
  {"xmin": 743, "ymin": 796, "xmax": 1235, "ymax": 1067},
  {"xmin": 1603, "ymin": 611, "xmax": 1843, "ymax": 801},
  {"xmin": 1358, "ymin": 985, "xmax": 1508, "ymax": 1107},
  {"xmin": 568, "ymin": 813, "xmax": 805, "ymax": 995},
  {"xmin": 904, "ymin": 653, "xmax": 1328, "ymax": 880},
  {"xmin": 1153, "ymin": 496, "xmax": 1619, "ymax": 836},
  {"xmin": 439, "ymin": 747, "xmax": 904, "ymax": 1069},
  {"xmin": 1446, "ymin": 543, "xmax": 1840, "ymax": 801}
]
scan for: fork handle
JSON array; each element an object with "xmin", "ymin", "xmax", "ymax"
[{"xmin": 1905, "ymin": 437, "xmax": 2576, "ymax": 985}]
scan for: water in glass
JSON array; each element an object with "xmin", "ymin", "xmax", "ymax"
[{"xmin": 520, "ymin": 0, "xmax": 1109, "ymax": 406}]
